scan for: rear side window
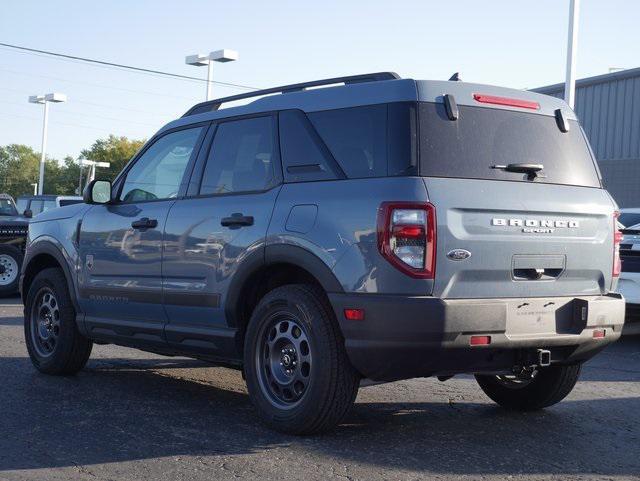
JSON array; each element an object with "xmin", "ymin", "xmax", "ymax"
[
  {"xmin": 307, "ymin": 103, "xmax": 417, "ymax": 179},
  {"xmin": 419, "ymin": 103, "xmax": 601, "ymax": 188},
  {"xmin": 200, "ymin": 116, "xmax": 276, "ymax": 195}
]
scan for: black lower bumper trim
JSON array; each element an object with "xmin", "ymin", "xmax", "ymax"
[{"xmin": 329, "ymin": 293, "xmax": 625, "ymax": 382}]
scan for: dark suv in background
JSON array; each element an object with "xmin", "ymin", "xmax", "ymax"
[
  {"xmin": 20, "ymin": 73, "xmax": 625, "ymax": 434},
  {"xmin": 0, "ymin": 193, "xmax": 28, "ymax": 296}
]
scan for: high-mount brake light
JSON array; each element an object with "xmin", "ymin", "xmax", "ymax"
[
  {"xmin": 377, "ymin": 202, "xmax": 436, "ymax": 279},
  {"xmin": 473, "ymin": 93, "xmax": 540, "ymax": 110},
  {"xmin": 613, "ymin": 211, "xmax": 622, "ymax": 277}
]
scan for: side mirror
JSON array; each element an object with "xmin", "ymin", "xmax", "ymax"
[
  {"xmin": 83, "ymin": 179, "xmax": 112, "ymax": 204},
  {"xmin": 23, "ymin": 209, "xmax": 32, "ymax": 218}
]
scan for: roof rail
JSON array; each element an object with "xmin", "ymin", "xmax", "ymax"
[{"xmin": 182, "ymin": 72, "xmax": 401, "ymax": 117}]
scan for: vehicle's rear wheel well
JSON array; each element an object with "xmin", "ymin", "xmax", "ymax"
[
  {"xmin": 235, "ymin": 263, "xmax": 328, "ymax": 352},
  {"xmin": 21, "ymin": 253, "xmax": 63, "ymax": 303}
]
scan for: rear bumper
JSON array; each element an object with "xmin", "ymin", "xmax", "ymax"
[{"xmin": 329, "ymin": 293, "xmax": 625, "ymax": 382}]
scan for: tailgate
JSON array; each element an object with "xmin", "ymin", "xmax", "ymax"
[{"xmin": 425, "ymin": 178, "xmax": 615, "ymax": 299}]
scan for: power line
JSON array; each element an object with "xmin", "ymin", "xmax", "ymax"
[
  {"xmin": 0, "ymin": 42, "xmax": 258, "ymax": 90},
  {"xmin": 0, "ymin": 99, "xmax": 161, "ymax": 128},
  {"xmin": 0, "ymin": 67, "xmax": 197, "ymax": 100}
]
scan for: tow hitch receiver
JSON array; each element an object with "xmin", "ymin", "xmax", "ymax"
[{"xmin": 537, "ymin": 349, "xmax": 551, "ymax": 367}]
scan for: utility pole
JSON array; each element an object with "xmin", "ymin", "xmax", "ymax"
[{"xmin": 564, "ymin": 0, "xmax": 580, "ymax": 109}]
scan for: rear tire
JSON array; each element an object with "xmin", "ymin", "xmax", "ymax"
[
  {"xmin": 0, "ymin": 244, "xmax": 22, "ymax": 297},
  {"xmin": 24, "ymin": 267, "xmax": 92, "ymax": 375},
  {"xmin": 244, "ymin": 284, "xmax": 360, "ymax": 435},
  {"xmin": 475, "ymin": 363, "xmax": 582, "ymax": 411}
]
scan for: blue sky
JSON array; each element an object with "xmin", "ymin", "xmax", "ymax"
[{"xmin": 1, "ymin": 0, "xmax": 638, "ymax": 160}]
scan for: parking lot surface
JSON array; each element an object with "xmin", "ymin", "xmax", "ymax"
[{"xmin": 1, "ymin": 296, "xmax": 639, "ymax": 481}]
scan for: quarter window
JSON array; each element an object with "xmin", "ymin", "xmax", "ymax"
[
  {"xmin": 200, "ymin": 116, "xmax": 276, "ymax": 195},
  {"xmin": 279, "ymin": 110, "xmax": 340, "ymax": 182},
  {"xmin": 120, "ymin": 127, "xmax": 203, "ymax": 203},
  {"xmin": 308, "ymin": 103, "xmax": 417, "ymax": 178}
]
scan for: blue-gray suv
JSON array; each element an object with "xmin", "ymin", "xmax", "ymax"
[{"xmin": 20, "ymin": 72, "xmax": 626, "ymax": 434}]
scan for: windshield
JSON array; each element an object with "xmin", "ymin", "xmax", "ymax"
[
  {"xmin": 0, "ymin": 199, "xmax": 18, "ymax": 216},
  {"xmin": 29, "ymin": 199, "xmax": 57, "ymax": 216},
  {"xmin": 419, "ymin": 103, "xmax": 601, "ymax": 188},
  {"xmin": 619, "ymin": 213, "xmax": 640, "ymax": 229}
]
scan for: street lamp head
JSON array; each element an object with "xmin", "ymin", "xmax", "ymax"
[
  {"xmin": 28, "ymin": 95, "xmax": 45, "ymax": 104},
  {"xmin": 44, "ymin": 92, "xmax": 67, "ymax": 103},
  {"xmin": 209, "ymin": 49, "xmax": 238, "ymax": 63},
  {"xmin": 185, "ymin": 54, "xmax": 210, "ymax": 66}
]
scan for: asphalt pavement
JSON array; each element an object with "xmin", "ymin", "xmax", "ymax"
[{"xmin": 1, "ymin": 295, "xmax": 639, "ymax": 481}]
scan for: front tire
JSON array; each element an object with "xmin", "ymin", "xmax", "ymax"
[
  {"xmin": 0, "ymin": 244, "xmax": 23, "ymax": 297},
  {"xmin": 244, "ymin": 284, "xmax": 360, "ymax": 435},
  {"xmin": 475, "ymin": 363, "xmax": 582, "ymax": 411},
  {"xmin": 24, "ymin": 267, "xmax": 92, "ymax": 375}
]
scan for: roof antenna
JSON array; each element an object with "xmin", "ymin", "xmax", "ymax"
[{"xmin": 448, "ymin": 72, "xmax": 462, "ymax": 82}]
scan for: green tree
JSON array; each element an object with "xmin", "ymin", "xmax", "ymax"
[
  {"xmin": 0, "ymin": 144, "xmax": 40, "ymax": 198},
  {"xmin": 80, "ymin": 135, "xmax": 146, "ymax": 182}
]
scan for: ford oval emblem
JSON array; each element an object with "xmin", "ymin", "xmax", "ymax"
[{"xmin": 447, "ymin": 249, "xmax": 471, "ymax": 261}]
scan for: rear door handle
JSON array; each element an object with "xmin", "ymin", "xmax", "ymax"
[
  {"xmin": 131, "ymin": 217, "xmax": 158, "ymax": 229},
  {"xmin": 221, "ymin": 213, "xmax": 254, "ymax": 228}
]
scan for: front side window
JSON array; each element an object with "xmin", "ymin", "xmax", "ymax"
[
  {"xmin": 29, "ymin": 200, "xmax": 44, "ymax": 216},
  {"xmin": 200, "ymin": 116, "xmax": 276, "ymax": 195},
  {"xmin": 41, "ymin": 200, "xmax": 56, "ymax": 213},
  {"xmin": 15, "ymin": 199, "xmax": 28, "ymax": 214},
  {"xmin": 120, "ymin": 127, "xmax": 203, "ymax": 203}
]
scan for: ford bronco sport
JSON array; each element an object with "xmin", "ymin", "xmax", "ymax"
[{"xmin": 21, "ymin": 72, "xmax": 625, "ymax": 434}]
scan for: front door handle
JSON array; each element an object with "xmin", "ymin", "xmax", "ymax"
[
  {"xmin": 131, "ymin": 217, "xmax": 158, "ymax": 229},
  {"xmin": 221, "ymin": 213, "xmax": 254, "ymax": 228}
]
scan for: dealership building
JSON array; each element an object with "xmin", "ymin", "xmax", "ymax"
[{"xmin": 534, "ymin": 67, "xmax": 640, "ymax": 207}]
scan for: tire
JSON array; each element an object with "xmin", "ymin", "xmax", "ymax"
[
  {"xmin": 0, "ymin": 244, "xmax": 23, "ymax": 297},
  {"xmin": 475, "ymin": 363, "xmax": 582, "ymax": 411},
  {"xmin": 244, "ymin": 284, "xmax": 360, "ymax": 435},
  {"xmin": 24, "ymin": 267, "xmax": 92, "ymax": 375}
]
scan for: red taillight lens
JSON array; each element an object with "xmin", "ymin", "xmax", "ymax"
[
  {"xmin": 473, "ymin": 93, "xmax": 540, "ymax": 110},
  {"xmin": 377, "ymin": 202, "xmax": 436, "ymax": 279},
  {"xmin": 613, "ymin": 211, "xmax": 622, "ymax": 277}
]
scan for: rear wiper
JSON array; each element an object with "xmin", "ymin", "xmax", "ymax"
[{"xmin": 492, "ymin": 163, "xmax": 545, "ymax": 179}]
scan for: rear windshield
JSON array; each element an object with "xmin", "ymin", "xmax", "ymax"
[{"xmin": 419, "ymin": 103, "xmax": 601, "ymax": 188}]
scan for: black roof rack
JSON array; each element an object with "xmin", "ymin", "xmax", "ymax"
[{"xmin": 182, "ymin": 71, "xmax": 401, "ymax": 117}]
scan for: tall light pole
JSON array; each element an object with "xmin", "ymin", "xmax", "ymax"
[
  {"xmin": 564, "ymin": 0, "xmax": 580, "ymax": 109},
  {"xmin": 185, "ymin": 49, "xmax": 239, "ymax": 101},
  {"xmin": 28, "ymin": 93, "xmax": 67, "ymax": 195}
]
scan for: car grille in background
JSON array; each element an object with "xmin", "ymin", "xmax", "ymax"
[
  {"xmin": 0, "ymin": 226, "xmax": 28, "ymax": 236},
  {"xmin": 621, "ymin": 249, "xmax": 640, "ymax": 273}
]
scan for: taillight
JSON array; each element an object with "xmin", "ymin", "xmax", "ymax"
[
  {"xmin": 613, "ymin": 211, "xmax": 622, "ymax": 277},
  {"xmin": 377, "ymin": 202, "xmax": 436, "ymax": 279}
]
